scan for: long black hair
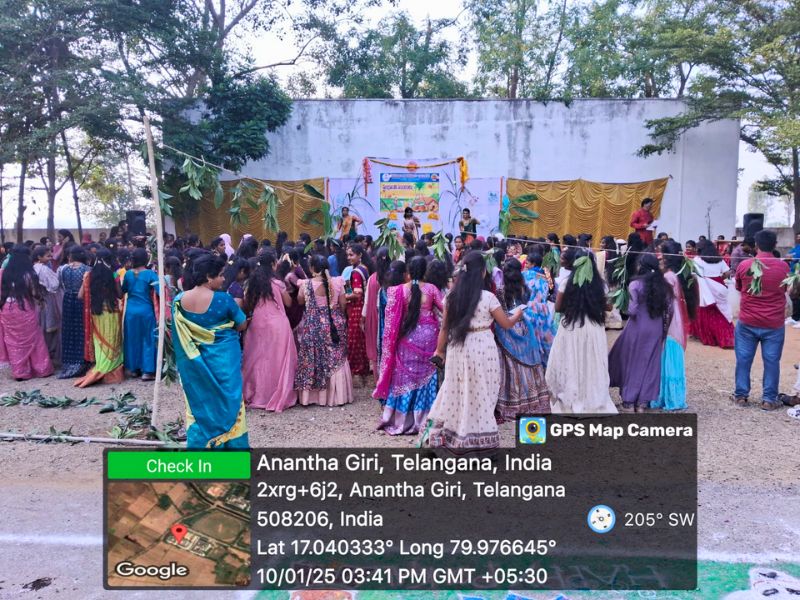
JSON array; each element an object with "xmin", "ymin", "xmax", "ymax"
[
  {"xmin": 309, "ymin": 254, "xmax": 339, "ymax": 345},
  {"xmin": 182, "ymin": 248, "xmax": 210, "ymax": 290},
  {"xmin": 445, "ymin": 251, "xmax": 487, "ymax": 344},
  {"xmin": 0, "ymin": 245, "xmax": 41, "ymax": 310},
  {"xmin": 386, "ymin": 260, "xmax": 407, "ymax": 287},
  {"xmin": 222, "ymin": 257, "xmax": 250, "ymax": 292},
  {"xmin": 424, "ymin": 259, "xmax": 448, "ymax": 292},
  {"xmin": 374, "ymin": 247, "xmax": 391, "ymax": 288},
  {"xmin": 237, "ymin": 236, "xmax": 259, "ymax": 260},
  {"xmin": 600, "ymin": 235, "xmax": 617, "ymax": 276},
  {"xmin": 624, "ymin": 232, "xmax": 644, "ymax": 279},
  {"xmin": 328, "ymin": 239, "xmax": 347, "ymax": 274},
  {"xmin": 245, "ymin": 248, "xmax": 280, "ymax": 312},
  {"xmin": 275, "ymin": 231, "xmax": 288, "ymax": 255},
  {"xmin": 399, "ymin": 256, "xmax": 427, "ymax": 340},
  {"xmin": 661, "ymin": 241, "xmax": 697, "ymax": 320},
  {"xmin": 165, "ymin": 256, "xmax": 183, "ymax": 288},
  {"xmin": 90, "ymin": 249, "xmax": 119, "ymax": 315},
  {"xmin": 414, "ymin": 240, "xmax": 430, "ymax": 257},
  {"xmin": 560, "ymin": 248, "xmax": 606, "ymax": 328},
  {"xmin": 636, "ymin": 253, "xmax": 673, "ymax": 320},
  {"xmin": 698, "ymin": 240, "xmax": 723, "ymax": 264},
  {"xmin": 502, "ymin": 257, "xmax": 530, "ymax": 308}
]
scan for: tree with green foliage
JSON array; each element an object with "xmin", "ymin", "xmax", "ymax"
[
  {"xmin": 565, "ymin": 0, "xmax": 727, "ymax": 100},
  {"xmin": 323, "ymin": 13, "xmax": 469, "ymax": 98},
  {"xmin": 0, "ymin": 0, "xmax": 129, "ymax": 239},
  {"xmin": 638, "ymin": 0, "xmax": 800, "ymax": 230},
  {"xmin": 467, "ymin": 0, "xmax": 573, "ymax": 99}
]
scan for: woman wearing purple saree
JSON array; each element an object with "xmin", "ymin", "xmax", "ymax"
[{"xmin": 374, "ymin": 257, "xmax": 443, "ymax": 435}]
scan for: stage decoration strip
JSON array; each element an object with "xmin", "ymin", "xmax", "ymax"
[
  {"xmin": 506, "ymin": 177, "xmax": 668, "ymax": 242},
  {"xmin": 364, "ymin": 156, "xmax": 469, "ymax": 193},
  {"xmin": 185, "ymin": 178, "xmax": 325, "ymax": 245}
]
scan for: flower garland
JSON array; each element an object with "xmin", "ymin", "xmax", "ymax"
[{"xmin": 362, "ymin": 158, "xmax": 373, "ymax": 195}]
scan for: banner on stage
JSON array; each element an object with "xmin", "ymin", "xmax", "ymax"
[{"xmin": 379, "ymin": 173, "xmax": 440, "ymax": 212}]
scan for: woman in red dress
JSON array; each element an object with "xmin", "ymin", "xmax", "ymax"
[
  {"xmin": 345, "ymin": 243, "xmax": 370, "ymax": 382},
  {"xmin": 630, "ymin": 198, "xmax": 655, "ymax": 246}
]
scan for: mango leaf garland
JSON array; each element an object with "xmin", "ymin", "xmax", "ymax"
[
  {"xmin": 747, "ymin": 258, "xmax": 766, "ymax": 296},
  {"xmin": 301, "ymin": 184, "xmax": 334, "ymax": 240},
  {"xmin": 572, "ymin": 255, "xmax": 594, "ymax": 287},
  {"xmin": 677, "ymin": 256, "xmax": 700, "ymax": 287},
  {"xmin": 373, "ymin": 218, "xmax": 404, "ymax": 260},
  {"xmin": 499, "ymin": 193, "xmax": 540, "ymax": 236},
  {"xmin": 260, "ymin": 185, "xmax": 280, "ymax": 234},
  {"xmin": 781, "ymin": 262, "xmax": 800, "ymax": 289},
  {"xmin": 483, "ymin": 251, "xmax": 497, "ymax": 273},
  {"xmin": 610, "ymin": 255, "xmax": 630, "ymax": 313},
  {"xmin": 432, "ymin": 231, "xmax": 450, "ymax": 262},
  {"xmin": 542, "ymin": 247, "xmax": 560, "ymax": 277}
]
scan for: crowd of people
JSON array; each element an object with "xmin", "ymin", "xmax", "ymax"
[{"xmin": 1, "ymin": 207, "xmax": 799, "ymax": 454}]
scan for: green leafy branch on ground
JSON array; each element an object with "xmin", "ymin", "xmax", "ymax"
[
  {"xmin": 1, "ymin": 390, "xmax": 182, "ymax": 445},
  {"xmin": 0, "ymin": 390, "xmax": 101, "ymax": 409}
]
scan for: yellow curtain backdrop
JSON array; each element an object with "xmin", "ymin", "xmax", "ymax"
[
  {"xmin": 184, "ymin": 178, "xmax": 325, "ymax": 245},
  {"xmin": 506, "ymin": 177, "xmax": 668, "ymax": 241}
]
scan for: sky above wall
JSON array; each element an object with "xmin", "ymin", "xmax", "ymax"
[{"xmin": 2, "ymin": 0, "xmax": 775, "ymax": 233}]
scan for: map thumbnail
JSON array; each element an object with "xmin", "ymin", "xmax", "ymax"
[{"xmin": 106, "ymin": 481, "xmax": 250, "ymax": 587}]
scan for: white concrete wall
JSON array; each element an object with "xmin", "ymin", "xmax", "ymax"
[{"xmin": 234, "ymin": 99, "xmax": 740, "ymax": 242}]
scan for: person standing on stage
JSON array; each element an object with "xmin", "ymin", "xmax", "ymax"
[
  {"xmin": 630, "ymin": 198, "xmax": 656, "ymax": 246},
  {"xmin": 459, "ymin": 208, "xmax": 480, "ymax": 243}
]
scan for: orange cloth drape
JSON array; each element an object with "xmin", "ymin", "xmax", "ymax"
[
  {"xmin": 183, "ymin": 178, "xmax": 325, "ymax": 245},
  {"xmin": 506, "ymin": 177, "xmax": 668, "ymax": 242}
]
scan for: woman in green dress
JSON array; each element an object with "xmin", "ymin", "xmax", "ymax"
[{"xmin": 75, "ymin": 249, "xmax": 123, "ymax": 388}]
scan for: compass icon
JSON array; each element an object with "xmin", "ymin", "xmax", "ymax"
[{"xmin": 587, "ymin": 505, "xmax": 616, "ymax": 534}]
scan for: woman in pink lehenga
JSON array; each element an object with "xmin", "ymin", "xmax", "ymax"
[
  {"xmin": 374, "ymin": 257, "xmax": 443, "ymax": 435},
  {"xmin": 0, "ymin": 246, "xmax": 54, "ymax": 380},
  {"xmin": 241, "ymin": 249, "xmax": 298, "ymax": 412}
]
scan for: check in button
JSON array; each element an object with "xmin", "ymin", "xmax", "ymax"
[{"xmin": 106, "ymin": 451, "xmax": 250, "ymax": 480}]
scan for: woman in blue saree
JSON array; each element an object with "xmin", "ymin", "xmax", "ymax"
[{"xmin": 172, "ymin": 253, "xmax": 250, "ymax": 449}]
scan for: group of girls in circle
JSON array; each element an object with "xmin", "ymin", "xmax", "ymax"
[
  {"xmin": 0, "ymin": 237, "xmax": 162, "ymax": 387},
  {"xmin": 1, "ymin": 220, "xmax": 697, "ymax": 453}
]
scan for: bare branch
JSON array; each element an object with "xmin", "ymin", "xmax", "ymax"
[
  {"xmin": 220, "ymin": 0, "xmax": 260, "ymax": 41},
  {"xmin": 233, "ymin": 34, "xmax": 320, "ymax": 76}
]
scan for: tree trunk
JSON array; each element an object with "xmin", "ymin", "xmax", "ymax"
[
  {"xmin": 46, "ymin": 153, "xmax": 57, "ymax": 240},
  {"xmin": 15, "ymin": 158, "xmax": 27, "ymax": 243},
  {"xmin": 60, "ymin": 130, "xmax": 83, "ymax": 242},
  {"xmin": 509, "ymin": 65, "xmax": 519, "ymax": 99},
  {"xmin": 792, "ymin": 147, "xmax": 800, "ymax": 233},
  {"xmin": 0, "ymin": 163, "xmax": 5, "ymax": 245}
]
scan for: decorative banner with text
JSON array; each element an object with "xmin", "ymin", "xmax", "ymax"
[{"xmin": 328, "ymin": 175, "xmax": 501, "ymax": 239}]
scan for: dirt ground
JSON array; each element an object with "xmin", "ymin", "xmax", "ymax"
[{"xmin": 1, "ymin": 329, "xmax": 799, "ymax": 599}]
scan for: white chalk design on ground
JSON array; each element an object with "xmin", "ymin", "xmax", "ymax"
[{"xmin": 724, "ymin": 568, "xmax": 800, "ymax": 599}]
